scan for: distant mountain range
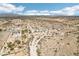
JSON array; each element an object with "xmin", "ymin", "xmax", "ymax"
[
  {"xmin": 0, "ymin": 13, "xmax": 22, "ymax": 17},
  {"xmin": 0, "ymin": 13, "xmax": 79, "ymax": 19},
  {"xmin": 0, "ymin": 13, "xmax": 79, "ymax": 21}
]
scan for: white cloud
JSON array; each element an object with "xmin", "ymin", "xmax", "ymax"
[
  {"xmin": 51, "ymin": 5, "xmax": 79, "ymax": 16},
  {"xmin": 24, "ymin": 10, "xmax": 49, "ymax": 15},
  {"xmin": 55, "ymin": 5, "xmax": 79, "ymax": 16},
  {"xmin": 63, "ymin": 5, "xmax": 79, "ymax": 11},
  {"xmin": 0, "ymin": 3, "xmax": 79, "ymax": 16},
  {"xmin": 24, "ymin": 5, "xmax": 79, "ymax": 16},
  {"xmin": 0, "ymin": 3, "xmax": 25, "ymax": 13},
  {"xmin": 24, "ymin": 10, "xmax": 50, "ymax": 15}
]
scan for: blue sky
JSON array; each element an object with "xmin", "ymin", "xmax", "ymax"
[
  {"xmin": 12, "ymin": 3, "xmax": 79, "ymax": 10},
  {"xmin": 0, "ymin": 3, "xmax": 79, "ymax": 15}
]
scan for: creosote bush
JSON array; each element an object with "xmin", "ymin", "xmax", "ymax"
[{"xmin": 0, "ymin": 29, "xmax": 2, "ymax": 31}]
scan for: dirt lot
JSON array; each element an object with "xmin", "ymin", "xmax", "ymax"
[{"xmin": 0, "ymin": 16, "xmax": 79, "ymax": 56}]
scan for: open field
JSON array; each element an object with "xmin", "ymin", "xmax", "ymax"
[{"xmin": 0, "ymin": 16, "xmax": 79, "ymax": 56}]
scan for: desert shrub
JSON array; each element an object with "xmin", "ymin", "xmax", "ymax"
[
  {"xmin": 0, "ymin": 29, "xmax": 2, "ymax": 31},
  {"xmin": 77, "ymin": 36, "xmax": 79, "ymax": 39},
  {"xmin": 28, "ymin": 30, "xmax": 31, "ymax": 33},
  {"xmin": 7, "ymin": 42, "xmax": 15, "ymax": 50},
  {"xmin": 22, "ymin": 29, "xmax": 28, "ymax": 34},
  {"xmin": 22, "ymin": 34, "xmax": 26, "ymax": 39},
  {"xmin": 15, "ymin": 40, "xmax": 21, "ymax": 44}
]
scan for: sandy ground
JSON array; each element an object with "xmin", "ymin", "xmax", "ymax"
[{"xmin": 0, "ymin": 16, "xmax": 79, "ymax": 56}]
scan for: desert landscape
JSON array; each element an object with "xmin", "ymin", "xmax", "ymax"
[{"xmin": 0, "ymin": 16, "xmax": 79, "ymax": 56}]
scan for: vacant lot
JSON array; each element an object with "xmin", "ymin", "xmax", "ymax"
[{"xmin": 0, "ymin": 16, "xmax": 79, "ymax": 56}]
